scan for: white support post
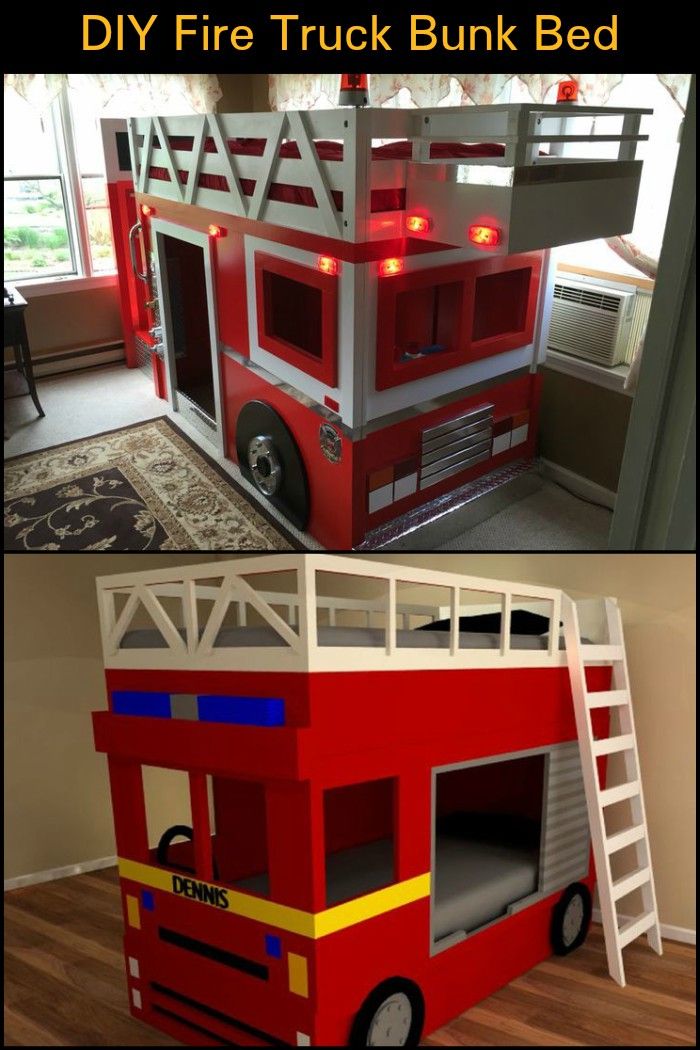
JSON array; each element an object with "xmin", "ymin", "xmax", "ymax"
[
  {"xmin": 386, "ymin": 578, "xmax": 397, "ymax": 656},
  {"xmin": 449, "ymin": 587, "xmax": 460, "ymax": 657},
  {"xmin": 500, "ymin": 592, "xmax": 512, "ymax": 657},
  {"xmin": 297, "ymin": 560, "xmax": 317, "ymax": 664},
  {"xmin": 182, "ymin": 579, "xmax": 199, "ymax": 655}
]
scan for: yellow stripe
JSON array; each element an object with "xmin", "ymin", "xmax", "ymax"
[
  {"xmin": 313, "ymin": 873, "xmax": 431, "ymax": 936},
  {"xmin": 118, "ymin": 858, "xmax": 429, "ymax": 939}
]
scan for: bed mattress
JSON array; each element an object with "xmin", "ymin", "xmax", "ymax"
[
  {"xmin": 121, "ymin": 624, "xmax": 564, "ymax": 650},
  {"xmin": 234, "ymin": 833, "xmax": 538, "ymax": 940}
]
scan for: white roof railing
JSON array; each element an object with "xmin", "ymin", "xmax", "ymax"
[{"xmin": 96, "ymin": 554, "xmax": 570, "ymax": 674}]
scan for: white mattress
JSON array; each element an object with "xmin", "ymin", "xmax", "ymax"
[{"xmin": 122, "ymin": 624, "xmax": 563, "ymax": 650}]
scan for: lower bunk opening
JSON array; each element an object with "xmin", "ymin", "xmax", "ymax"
[{"xmin": 431, "ymin": 752, "xmax": 545, "ymax": 948}]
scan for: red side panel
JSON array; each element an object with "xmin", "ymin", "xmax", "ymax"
[
  {"xmin": 220, "ymin": 354, "xmax": 354, "ymax": 549},
  {"xmin": 352, "ymin": 372, "xmax": 539, "ymax": 546},
  {"xmin": 107, "ymin": 180, "xmax": 144, "ymax": 367}
]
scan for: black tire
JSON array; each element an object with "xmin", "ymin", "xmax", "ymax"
[
  {"xmin": 236, "ymin": 400, "xmax": 310, "ymax": 530},
  {"xmin": 349, "ymin": 978, "xmax": 424, "ymax": 1047},
  {"xmin": 551, "ymin": 882, "xmax": 592, "ymax": 955}
]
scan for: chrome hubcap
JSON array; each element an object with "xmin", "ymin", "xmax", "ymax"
[
  {"xmin": 248, "ymin": 435, "xmax": 281, "ymax": 496},
  {"xmin": 367, "ymin": 992, "xmax": 412, "ymax": 1046},
  {"xmin": 562, "ymin": 894, "xmax": 585, "ymax": 946}
]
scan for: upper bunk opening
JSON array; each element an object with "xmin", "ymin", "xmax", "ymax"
[{"xmin": 128, "ymin": 104, "xmax": 652, "ymax": 251}]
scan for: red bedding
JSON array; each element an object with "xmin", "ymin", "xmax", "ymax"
[{"xmin": 148, "ymin": 138, "xmax": 507, "ymax": 213}]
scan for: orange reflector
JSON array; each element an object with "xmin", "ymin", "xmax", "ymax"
[
  {"xmin": 208, "ymin": 224, "xmax": 226, "ymax": 238},
  {"xmin": 317, "ymin": 255, "xmax": 339, "ymax": 276},
  {"xmin": 379, "ymin": 257, "xmax": 404, "ymax": 277},
  {"xmin": 557, "ymin": 80, "xmax": 579, "ymax": 103},
  {"xmin": 468, "ymin": 225, "xmax": 501, "ymax": 247},
  {"xmin": 406, "ymin": 215, "xmax": 431, "ymax": 234},
  {"xmin": 141, "ymin": 204, "xmax": 155, "ymax": 217}
]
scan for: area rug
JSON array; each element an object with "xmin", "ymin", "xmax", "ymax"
[{"xmin": 4, "ymin": 417, "xmax": 294, "ymax": 551}]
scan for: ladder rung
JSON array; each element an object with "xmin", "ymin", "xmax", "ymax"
[
  {"xmin": 592, "ymin": 734, "xmax": 636, "ymax": 757},
  {"xmin": 600, "ymin": 781, "xmax": 640, "ymax": 807},
  {"xmin": 587, "ymin": 689, "xmax": 629, "ymax": 709},
  {"xmin": 618, "ymin": 910, "xmax": 656, "ymax": 949},
  {"xmin": 606, "ymin": 824, "xmax": 646, "ymax": 855},
  {"xmin": 612, "ymin": 866, "xmax": 651, "ymax": 901},
  {"xmin": 580, "ymin": 644, "xmax": 624, "ymax": 662}
]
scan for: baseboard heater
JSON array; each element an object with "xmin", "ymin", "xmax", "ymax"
[{"xmin": 4, "ymin": 341, "xmax": 125, "ymax": 378}]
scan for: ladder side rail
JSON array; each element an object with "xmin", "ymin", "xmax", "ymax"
[
  {"xmin": 604, "ymin": 599, "xmax": 663, "ymax": 955},
  {"xmin": 562, "ymin": 595, "xmax": 625, "ymax": 986}
]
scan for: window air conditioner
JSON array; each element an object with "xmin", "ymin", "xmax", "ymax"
[{"xmin": 547, "ymin": 278, "xmax": 652, "ymax": 368}]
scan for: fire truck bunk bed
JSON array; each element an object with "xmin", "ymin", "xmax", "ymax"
[
  {"xmin": 104, "ymin": 103, "xmax": 651, "ymax": 549},
  {"xmin": 94, "ymin": 555, "xmax": 662, "ymax": 1045}
]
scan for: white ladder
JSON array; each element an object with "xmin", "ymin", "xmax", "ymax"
[{"xmin": 562, "ymin": 595, "xmax": 662, "ymax": 986}]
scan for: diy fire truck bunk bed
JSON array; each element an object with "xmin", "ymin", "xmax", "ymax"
[
  {"xmin": 103, "ymin": 103, "xmax": 650, "ymax": 548},
  {"xmin": 93, "ymin": 555, "xmax": 661, "ymax": 1047}
]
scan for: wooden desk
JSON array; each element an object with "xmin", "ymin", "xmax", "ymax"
[{"xmin": 4, "ymin": 285, "xmax": 44, "ymax": 418}]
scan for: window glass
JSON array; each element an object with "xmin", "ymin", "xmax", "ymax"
[{"xmin": 4, "ymin": 178, "xmax": 74, "ymax": 280}]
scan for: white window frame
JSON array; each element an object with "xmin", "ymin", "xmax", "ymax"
[{"xmin": 7, "ymin": 85, "xmax": 117, "ymax": 294}]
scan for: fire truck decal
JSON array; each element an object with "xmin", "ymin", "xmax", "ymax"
[{"xmin": 118, "ymin": 858, "xmax": 430, "ymax": 939}]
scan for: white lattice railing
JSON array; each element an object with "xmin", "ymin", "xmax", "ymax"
[
  {"xmin": 129, "ymin": 104, "xmax": 650, "ymax": 242},
  {"xmin": 96, "ymin": 554, "xmax": 567, "ymax": 673}
]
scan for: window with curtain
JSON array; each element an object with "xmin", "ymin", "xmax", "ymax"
[
  {"xmin": 4, "ymin": 74, "xmax": 222, "ymax": 284},
  {"xmin": 268, "ymin": 73, "xmax": 690, "ymax": 282}
]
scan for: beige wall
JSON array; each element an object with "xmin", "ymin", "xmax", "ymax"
[
  {"xmin": 5, "ymin": 283, "xmax": 124, "ymax": 362},
  {"xmin": 539, "ymin": 367, "xmax": 633, "ymax": 492},
  {"xmin": 4, "ymin": 553, "xmax": 695, "ymax": 934}
]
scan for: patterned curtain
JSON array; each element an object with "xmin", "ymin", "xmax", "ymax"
[
  {"xmin": 4, "ymin": 73, "xmax": 222, "ymax": 115},
  {"xmin": 268, "ymin": 73, "xmax": 690, "ymax": 282}
]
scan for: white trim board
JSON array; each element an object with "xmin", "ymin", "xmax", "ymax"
[
  {"xmin": 538, "ymin": 457, "xmax": 617, "ymax": 511},
  {"xmin": 4, "ymin": 855, "xmax": 117, "ymax": 892},
  {"xmin": 592, "ymin": 908, "xmax": 696, "ymax": 946}
]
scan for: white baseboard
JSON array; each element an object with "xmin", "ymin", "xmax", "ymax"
[
  {"xmin": 538, "ymin": 457, "xmax": 617, "ymax": 510},
  {"xmin": 4, "ymin": 855, "xmax": 117, "ymax": 892},
  {"xmin": 592, "ymin": 908, "xmax": 696, "ymax": 946}
]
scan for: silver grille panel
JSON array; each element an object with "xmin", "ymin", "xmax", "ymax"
[
  {"xmin": 540, "ymin": 743, "xmax": 591, "ymax": 894},
  {"xmin": 134, "ymin": 334, "xmax": 153, "ymax": 378},
  {"xmin": 420, "ymin": 404, "xmax": 494, "ymax": 490}
]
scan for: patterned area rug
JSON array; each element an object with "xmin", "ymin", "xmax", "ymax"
[{"xmin": 4, "ymin": 417, "xmax": 293, "ymax": 551}]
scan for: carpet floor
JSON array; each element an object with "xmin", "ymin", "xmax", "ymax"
[
  {"xmin": 4, "ymin": 418, "xmax": 294, "ymax": 551},
  {"xmin": 436, "ymin": 479, "xmax": 612, "ymax": 551}
]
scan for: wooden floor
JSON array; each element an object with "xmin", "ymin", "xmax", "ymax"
[{"xmin": 4, "ymin": 868, "xmax": 696, "ymax": 1047}]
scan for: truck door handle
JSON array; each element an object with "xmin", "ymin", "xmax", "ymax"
[{"xmin": 128, "ymin": 222, "xmax": 149, "ymax": 283}]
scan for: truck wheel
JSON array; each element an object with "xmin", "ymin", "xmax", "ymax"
[
  {"xmin": 551, "ymin": 882, "xmax": 592, "ymax": 955},
  {"xmin": 236, "ymin": 401, "xmax": 309, "ymax": 530},
  {"xmin": 349, "ymin": 978, "xmax": 424, "ymax": 1047}
]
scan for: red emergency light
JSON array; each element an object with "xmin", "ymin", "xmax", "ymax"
[
  {"xmin": 141, "ymin": 204, "xmax": 155, "ymax": 217},
  {"xmin": 557, "ymin": 80, "xmax": 579, "ymax": 103},
  {"xmin": 406, "ymin": 215, "xmax": 431, "ymax": 234},
  {"xmin": 379, "ymin": 257, "xmax": 404, "ymax": 277},
  {"xmin": 208, "ymin": 224, "xmax": 226, "ymax": 238},
  {"xmin": 468, "ymin": 224, "xmax": 501, "ymax": 248},
  {"xmin": 317, "ymin": 255, "xmax": 339, "ymax": 276},
  {"xmin": 339, "ymin": 74, "xmax": 369, "ymax": 107}
]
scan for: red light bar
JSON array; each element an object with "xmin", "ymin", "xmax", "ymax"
[
  {"xmin": 141, "ymin": 204, "xmax": 155, "ymax": 217},
  {"xmin": 379, "ymin": 257, "xmax": 404, "ymax": 277},
  {"xmin": 317, "ymin": 255, "xmax": 339, "ymax": 276},
  {"xmin": 208, "ymin": 224, "xmax": 227, "ymax": 238},
  {"xmin": 340, "ymin": 73, "xmax": 368, "ymax": 91},
  {"xmin": 406, "ymin": 215, "xmax": 431, "ymax": 234},
  {"xmin": 468, "ymin": 224, "xmax": 501, "ymax": 247}
]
